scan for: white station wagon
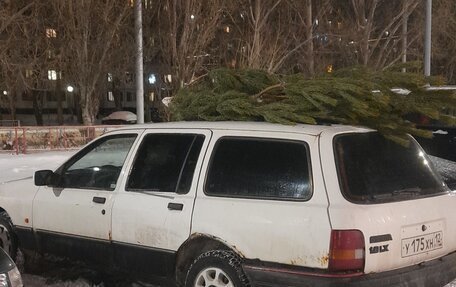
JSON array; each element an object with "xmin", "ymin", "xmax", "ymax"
[{"xmin": 0, "ymin": 122, "xmax": 455, "ymax": 287}]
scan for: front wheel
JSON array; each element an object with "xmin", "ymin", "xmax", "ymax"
[
  {"xmin": 0, "ymin": 211, "xmax": 18, "ymax": 260},
  {"xmin": 185, "ymin": 250, "xmax": 250, "ymax": 287}
]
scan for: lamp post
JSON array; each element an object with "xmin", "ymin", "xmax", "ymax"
[
  {"xmin": 66, "ymin": 85, "xmax": 75, "ymax": 123},
  {"xmin": 135, "ymin": 0, "xmax": 144, "ymax": 124},
  {"xmin": 424, "ymin": 0, "xmax": 432, "ymax": 77}
]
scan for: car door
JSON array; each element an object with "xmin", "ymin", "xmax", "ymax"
[
  {"xmin": 111, "ymin": 129, "xmax": 211, "ymax": 278},
  {"xmin": 32, "ymin": 130, "xmax": 142, "ymax": 265}
]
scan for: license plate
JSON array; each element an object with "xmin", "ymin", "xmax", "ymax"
[{"xmin": 401, "ymin": 231, "xmax": 443, "ymax": 257}]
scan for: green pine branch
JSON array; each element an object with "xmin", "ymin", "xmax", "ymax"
[{"xmin": 170, "ymin": 65, "xmax": 456, "ymax": 143}]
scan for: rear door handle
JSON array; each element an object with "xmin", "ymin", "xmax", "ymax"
[
  {"xmin": 168, "ymin": 202, "xmax": 184, "ymax": 211},
  {"xmin": 93, "ymin": 196, "xmax": 106, "ymax": 204}
]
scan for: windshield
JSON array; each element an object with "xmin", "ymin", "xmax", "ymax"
[{"xmin": 334, "ymin": 132, "xmax": 449, "ymax": 203}]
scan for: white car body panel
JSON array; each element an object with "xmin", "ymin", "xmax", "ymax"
[
  {"xmin": 191, "ymin": 129, "xmax": 332, "ymax": 268},
  {"xmin": 0, "ymin": 179, "xmax": 37, "ymax": 228},
  {"xmin": 32, "ymin": 129, "xmax": 143, "ymax": 240},
  {"xmin": 319, "ymin": 128, "xmax": 456, "ymax": 273},
  {"xmin": 111, "ymin": 129, "xmax": 212, "ymax": 251}
]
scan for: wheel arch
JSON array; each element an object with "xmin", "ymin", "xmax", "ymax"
[
  {"xmin": 0, "ymin": 207, "xmax": 15, "ymax": 225},
  {"xmin": 175, "ymin": 233, "xmax": 244, "ymax": 285}
]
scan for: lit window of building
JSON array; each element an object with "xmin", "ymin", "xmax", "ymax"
[
  {"xmin": 46, "ymin": 28, "xmax": 57, "ymax": 38},
  {"xmin": 47, "ymin": 50, "xmax": 55, "ymax": 59},
  {"xmin": 25, "ymin": 69, "xmax": 33, "ymax": 78},
  {"xmin": 144, "ymin": 0, "xmax": 153, "ymax": 9},
  {"xmin": 47, "ymin": 70, "xmax": 61, "ymax": 81},
  {"xmin": 107, "ymin": 73, "xmax": 113, "ymax": 82},
  {"xmin": 224, "ymin": 26, "xmax": 230, "ymax": 33},
  {"xmin": 107, "ymin": 91, "xmax": 114, "ymax": 102},
  {"xmin": 149, "ymin": 92, "xmax": 154, "ymax": 102}
]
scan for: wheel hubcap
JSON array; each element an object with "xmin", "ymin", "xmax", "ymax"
[
  {"xmin": 0, "ymin": 224, "xmax": 12, "ymax": 256},
  {"xmin": 194, "ymin": 267, "xmax": 234, "ymax": 287}
]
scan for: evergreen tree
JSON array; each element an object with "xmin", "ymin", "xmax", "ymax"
[{"xmin": 171, "ymin": 65, "xmax": 456, "ymax": 145}]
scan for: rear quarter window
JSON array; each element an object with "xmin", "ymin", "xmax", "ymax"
[
  {"xmin": 334, "ymin": 132, "xmax": 449, "ymax": 204},
  {"xmin": 205, "ymin": 137, "xmax": 312, "ymax": 200}
]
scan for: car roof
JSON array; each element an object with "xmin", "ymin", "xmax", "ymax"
[{"xmin": 115, "ymin": 121, "xmax": 371, "ymax": 136}]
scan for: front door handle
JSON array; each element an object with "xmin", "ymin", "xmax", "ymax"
[
  {"xmin": 168, "ymin": 202, "xmax": 183, "ymax": 211},
  {"xmin": 93, "ymin": 196, "xmax": 106, "ymax": 204}
]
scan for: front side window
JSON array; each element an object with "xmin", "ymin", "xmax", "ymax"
[
  {"xmin": 127, "ymin": 134, "xmax": 204, "ymax": 193},
  {"xmin": 205, "ymin": 137, "xmax": 312, "ymax": 200},
  {"xmin": 58, "ymin": 134, "xmax": 137, "ymax": 190},
  {"xmin": 334, "ymin": 132, "xmax": 449, "ymax": 203}
]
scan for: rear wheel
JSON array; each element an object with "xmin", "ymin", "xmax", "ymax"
[
  {"xmin": 0, "ymin": 211, "xmax": 17, "ymax": 260},
  {"xmin": 185, "ymin": 250, "xmax": 249, "ymax": 287}
]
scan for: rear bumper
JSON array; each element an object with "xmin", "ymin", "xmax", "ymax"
[{"xmin": 243, "ymin": 251, "xmax": 456, "ymax": 287}]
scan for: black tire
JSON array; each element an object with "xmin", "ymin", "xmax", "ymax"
[
  {"xmin": 185, "ymin": 250, "xmax": 250, "ymax": 287},
  {"xmin": 0, "ymin": 211, "xmax": 18, "ymax": 261}
]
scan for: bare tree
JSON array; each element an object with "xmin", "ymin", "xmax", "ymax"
[
  {"xmin": 0, "ymin": 0, "xmax": 43, "ymax": 121},
  {"xmin": 331, "ymin": 0, "xmax": 420, "ymax": 69},
  {"xmin": 228, "ymin": 0, "xmax": 300, "ymax": 73},
  {"xmin": 222, "ymin": 0, "xmax": 331, "ymax": 75},
  {"xmin": 155, "ymin": 0, "xmax": 224, "ymax": 89},
  {"xmin": 428, "ymin": 0, "xmax": 456, "ymax": 83},
  {"xmin": 52, "ymin": 0, "xmax": 131, "ymax": 125}
]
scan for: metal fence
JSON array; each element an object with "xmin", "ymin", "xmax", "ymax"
[{"xmin": 0, "ymin": 125, "xmax": 122, "ymax": 154}]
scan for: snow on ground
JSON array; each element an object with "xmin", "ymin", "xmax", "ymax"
[{"xmin": 0, "ymin": 151, "xmax": 75, "ymax": 184}]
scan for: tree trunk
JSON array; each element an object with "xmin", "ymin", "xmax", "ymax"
[
  {"xmin": 113, "ymin": 80, "xmax": 123, "ymax": 111},
  {"xmin": 56, "ymin": 79, "xmax": 64, "ymax": 125},
  {"xmin": 75, "ymin": 95, "xmax": 83, "ymax": 124},
  {"xmin": 145, "ymin": 92, "xmax": 151, "ymax": 122},
  {"xmin": 114, "ymin": 91, "xmax": 122, "ymax": 111},
  {"xmin": 8, "ymin": 94, "xmax": 16, "ymax": 121},
  {"xmin": 80, "ymin": 87, "xmax": 94, "ymax": 125},
  {"xmin": 81, "ymin": 104, "xmax": 94, "ymax": 125},
  {"xmin": 32, "ymin": 90, "xmax": 44, "ymax": 126}
]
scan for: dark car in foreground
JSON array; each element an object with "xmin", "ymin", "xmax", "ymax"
[{"xmin": 0, "ymin": 248, "xmax": 23, "ymax": 287}]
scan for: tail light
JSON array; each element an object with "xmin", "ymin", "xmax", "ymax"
[{"xmin": 328, "ymin": 230, "xmax": 365, "ymax": 272}]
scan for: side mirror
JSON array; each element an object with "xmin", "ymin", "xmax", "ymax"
[{"xmin": 34, "ymin": 170, "xmax": 57, "ymax": 186}]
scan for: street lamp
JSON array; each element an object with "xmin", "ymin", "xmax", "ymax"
[
  {"xmin": 148, "ymin": 74, "xmax": 156, "ymax": 85},
  {"xmin": 66, "ymin": 85, "xmax": 74, "ymax": 93},
  {"xmin": 2, "ymin": 91, "xmax": 7, "ymax": 96}
]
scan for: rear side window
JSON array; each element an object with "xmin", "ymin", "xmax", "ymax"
[
  {"xmin": 205, "ymin": 137, "xmax": 312, "ymax": 200},
  {"xmin": 334, "ymin": 132, "xmax": 449, "ymax": 203},
  {"xmin": 127, "ymin": 134, "xmax": 204, "ymax": 193}
]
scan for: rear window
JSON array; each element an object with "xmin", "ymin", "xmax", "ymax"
[
  {"xmin": 205, "ymin": 137, "xmax": 312, "ymax": 200},
  {"xmin": 334, "ymin": 132, "xmax": 449, "ymax": 203}
]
